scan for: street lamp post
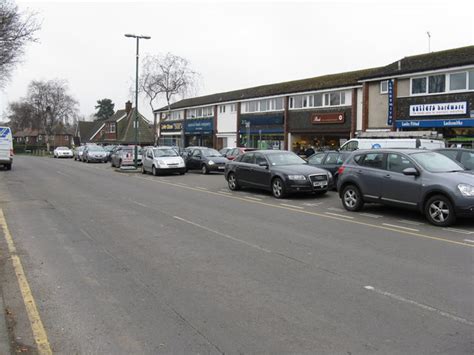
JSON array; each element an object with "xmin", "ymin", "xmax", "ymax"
[{"xmin": 124, "ymin": 33, "xmax": 151, "ymax": 169}]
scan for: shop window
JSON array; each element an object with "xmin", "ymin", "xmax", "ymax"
[
  {"xmin": 449, "ymin": 72, "xmax": 467, "ymax": 91},
  {"xmin": 469, "ymin": 71, "xmax": 474, "ymax": 90},
  {"xmin": 380, "ymin": 80, "xmax": 388, "ymax": 94},
  {"xmin": 411, "ymin": 77, "xmax": 427, "ymax": 94},
  {"xmin": 428, "ymin": 74, "xmax": 445, "ymax": 93}
]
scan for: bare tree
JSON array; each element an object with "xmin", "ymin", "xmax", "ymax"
[
  {"xmin": 7, "ymin": 101, "xmax": 36, "ymax": 132},
  {"xmin": 139, "ymin": 53, "xmax": 199, "ymax": 144},
  {"xmin": 0, "ymin": 0, "xmax": 41, "ymax": 87},
  {"xmin": 26, "ymin": 79, "xmax": 79, "ymax": 151}
]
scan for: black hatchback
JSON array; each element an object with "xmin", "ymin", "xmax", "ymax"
[
  {"xmin": 307, "ymin": 150, "xmax": 351, "ymax": 187},
  {"xmin": 225, "ymin": 150, "xmax": 332, "ymax": 198},
  {"xmin": 184, "ymin": 147, "xmax": 229, "ymax": 174}
]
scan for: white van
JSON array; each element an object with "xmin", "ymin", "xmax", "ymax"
[
  {"xmin": 0, "ymin": 126, "xmax": 13, "ymax": 170},
  {"xmin": 340, "ymin": 138, "xmax": 445, "ymax": 151}
]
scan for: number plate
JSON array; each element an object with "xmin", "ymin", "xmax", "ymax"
[
  {"xmin": 313, "ymin": 181, "xmax": 327, "ymax": 187},
  {"xmin": 218, "ymin": 166, "xmax": 225, "ymax": 170}
]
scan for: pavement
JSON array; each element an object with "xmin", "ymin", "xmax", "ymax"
[{"xmin": 0, "ymin": 156, "xmax": 472, "ymax": 354}]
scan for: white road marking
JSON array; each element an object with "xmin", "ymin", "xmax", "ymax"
[
  {"xmin": 443, "ymin": 228, "xmax": 474, "ymax": 235},
  {"xmin": 398, "ymin": 219, "xmax": 424, "ymax": 226},
  {"xmin": 56, "ymin": 171, "xmax": 72, "ymax": 178},
  {"xmin": 245, "ymin": 196, "xmax": 263, "ymax": 201},
  {"xmin": 218, "ymin": 191, "xmax": 233, "ymax": 195},
  {"xmin": 364, "ymin": 285, "xmax": 474, "ymax": 327},
  {"xmin": 327, "ymin": 207, "xmax": 345, "ymax": 212},
  {"xmin": 382, "ymin": 223, "xmax": 419, "ymax": 232},
  {"xmin": 325, "ymin": 212, "xmax": 354, "ymax": 219},
  {"xmin": 359, "ymin": 213, "xmax": 382, "ymax": 218},
  {"xmin": 462, "ymin": 239, "xmax": 474, "ymax": 243},
  {"xmin": 302, "ymin": 202, "xmax": 323, "ymax": 207},
  {"xmin": 173, "ymin": 216, "xmax": 271, "ymax": 253},
  {"xmin": 280, "ymin": 203, "xmax": 304, "ymax": 209},
  {"xmin": 131, "ymin": 200, "xmax": 147, "ymax": 208},
  {"xmin": 195, "ymin": 186, "xmax": 208, "ymax": 190}
]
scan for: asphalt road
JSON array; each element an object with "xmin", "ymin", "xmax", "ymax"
[{"xmin": 0, "ymin": 156, "xmax": 473, "ymax": 354}]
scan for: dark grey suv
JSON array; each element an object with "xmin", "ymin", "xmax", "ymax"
[{"xmin": 337, "ymin": 149, "xmax": 474, "ymax": 226}]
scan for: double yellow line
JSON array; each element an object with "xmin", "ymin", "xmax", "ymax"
[{"xmin": 0, "ymin": 209, "xmax": 52, "ymax": 355}]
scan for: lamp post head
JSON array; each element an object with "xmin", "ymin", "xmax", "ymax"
[{"xmin": 124, "ymin": 33, "xmax": 135, "ymax": 38}]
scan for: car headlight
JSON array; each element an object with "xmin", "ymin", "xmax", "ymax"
[
  {"xmin": 288, "ymin": 175, "xmax": 306, "ymax": 181},
  {"xmin": 156, "ymin": 159, "xmax": 165, "ymax": 165},
  {"xmin": 458, "ymin": 184, "xmax": 474, "ymax": 196},
  {"xmin": 208, "ymin": 160, "xmax": 215, "ymax": 165}
]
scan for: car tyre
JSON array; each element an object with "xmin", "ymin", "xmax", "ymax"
[
  {"xmin": 118, "ymin": 160, "xmax": 122, "ymax": 168},
  {"xmin": 152, "ymin": 165, "xmax": 158, "ymax": 176},
  {"xmin": 341, "ymin": 185, "xmax": 364, "ymax": 211},
  {"xmin": 425, "ymin": 195, "xmax": 455, "ymax": 227},
  {"xmin": 227, "ymin": 172, "xmax": 240, "ymax": 191},
  {"xmin": 5, "ymin": 164, "xmax": 12, "ymax": 171},
  {"xmin": 272, "ymin": 177, "xmax": 286, "ymax": 199},
  {"xmin": 201, "ymin": 164, "xmax": 209, "ymax": 175}
]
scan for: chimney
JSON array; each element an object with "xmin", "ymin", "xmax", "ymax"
[{"xmin": 125, "ymin": 101, "xmax": 132, "ymax": 114}]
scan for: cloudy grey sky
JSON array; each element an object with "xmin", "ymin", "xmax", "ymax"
[{"xmin": 1, "ymin": 0, "xmax": 473, "ymax": 121}]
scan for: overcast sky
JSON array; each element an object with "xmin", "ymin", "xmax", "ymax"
[{"xmin": 1, "ymin": 0, "xmax": 473, "ymax": 122}]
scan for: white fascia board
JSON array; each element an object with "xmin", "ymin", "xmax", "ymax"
[
  {"xmin": 359, "ymin": 64, "xmax": 474, "ymax": 83},
  {"xmin": 154, "ymin": 85, "xmax": 361, "ymax": 113},
  {"xmin": 89, "ymin": 124, "xmax": 105, "ymax": 140},
  {"xmin": 115, "ymin": 113, "xmax": 128, "ymax": 123}
]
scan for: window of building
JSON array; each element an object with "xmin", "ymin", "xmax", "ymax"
[
  {"xmin": 289, "ymin": 91, "xmax": 347, "ymax": 110},
  {"xmin": 110, "ymin": 123, "xmax": 116, "ymax": 133},
  {"xmin": 411, "ymin": 77, "xmax": 427, "ymax": 94},
  {"xmin": 380, "ymin": 80, "xmax": 388, "ymax": 94},
  {"xmin": 186, "ymin": 106, "xmax": 213, "ymax": 118},
  {"xmin": 428, "ymin": 74, "xmax": 445, "ymax": 93},
  {"xmin": 244, "ymin": 98, "xmax": 284, "ymax": 113},
  {"xmin": 219, "ymin": 105, "xmax": 226, "ymax": 113},
  {"xmin": 313, "ymin": 93, "xmax": 323, "ymax": 107},
  {"xmin": 469, "ymin": 70, "xmax": 474, "ymax": 90},
  {"xmin": 329, "ymin": 92, "xmax": 340, "ymax": 105},
  {"xmin": 230, "ymin": 104, "xmax": 236, "ymax": 112},
  {"xmin": 449, "ymin": 72, "xmax": 467, "ymax": 91},
  {"xmin": 170, "ymin": 111, "xmax": 181, "ymax": 120}
]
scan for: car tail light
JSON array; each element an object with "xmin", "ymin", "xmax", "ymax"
[{"xmin": 337, "ymin": 166, "xmax": 345, "ymax": 175}]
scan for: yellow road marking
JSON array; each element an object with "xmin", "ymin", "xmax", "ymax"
[
  {"xmin": 0, "ymin": 209, "xmax": 52, "ymax": 355},
  {"xmin": 133, "ymin": 175, "xmax": 474, "ymax": 248}
]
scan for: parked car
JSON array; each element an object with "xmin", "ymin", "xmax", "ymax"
[
  {"xmin": 110, "ymin": 146, "xmax": 138, "ymax": 168},
  {"xmin": 74, "ymin": 146, "xmax": 84, "ymax": 161},
  {"xmin": 219, "ymin": 147, "xmax": 233, "ymax": 157},
  {"xmin": 337, "ymin": 149, "xmax": 474, "ymax": 226},
  {"xmin": 184, "ymin": 147, "xmax": 229, "ymax": 174},
  {"xmin": 53, "ymin": 146, "xmax": 73, "ymax": 158},
  {"xmin": 225, "ymin": 150, "xmax": 332, "ymax": 198},
  {"xmin": 307, "ymin": 150, "xmax": 351, "ymax": 187},
  {"xmin": 225, "ymin": 147, "xmax": 258, "ymax": 160},
  {"xmin": 103, "ymin": 145, "xmax": 116, "ymax": 162},
  {"xmin": 340, "ymin": 138, "xmax": 445, "ymax": 151},
  {"xmin": 142, "ymin": 146, "xmax": 186, "ymax": 175},
  {"xmin": 0, "ymin": 126, "xmax": 13, "ymax": 170},
  {"xmin": 83, "ymin": 145, "xmax": 107, "ymax": 163},
  {"xmin": 434, "ymin": 148, "xmax": 474, "ymax": 170}
]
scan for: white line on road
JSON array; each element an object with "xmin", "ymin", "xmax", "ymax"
[
  {"xmin": 382, "ymin": 223, "xmax": 419, "ymax": 232},
  {"xmin": 279, "ymin": 203, "xmax": 304, "ymax": 209},
  {"xmin": 130, "ymin": 200, "xmax": 147, "ymax": 208},
  {"xmin": 173, "ymin": 216, "xmax": 271, "ymax": 253},
  {"xmin": 218, "ymin": 191, "xmax": 233, "ymax": 195},
  {"xmin": 398, "ymin": 219, "xmax": 424, "ymax": 226},
  {"xmin": 327, "ymin": 207, "xmax": 345, "ymax": 212},
  {"xmin": 56, "ymin": 171, "xmax": 72, "ymax": 178},
  {"xmin": 245, "ymin": 196, "xmax": 263, "ymax": 201},
  {"xmin": 462, "ymin": 239, "xmax": 474, "ymax": 243},
  {"xmin": 325, "ymin": 212, "xmax": 354, "ymax": 219},
  {"xmin": 302, "ymin": 202, "xmax": 323, "ymax": 207},
  {"xmin": 443, "ymin": 228, "xmax": 473, "ymax": 235},
  {"xmin": 359, "ymin": 213, "xmax": 382, "ymax": 218},
  {"xmin": 364, "ymin": 285, "xmax": 474, "ymax": 327},
  {"xmin": 194, "ymin": 186, "xmax": 208, "ymax": 190}
]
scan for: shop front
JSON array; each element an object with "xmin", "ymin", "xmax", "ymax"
[
  {"xmin": 159, "ymin": 121, "xmax": 183, "ymax": 147},
  {"xmin": 238, "ymin": 114, "xmax": 284, "ymax": 149},
  {"xmin": 396, "ymin": 96, "xmax": 474, "ymax": 147},
  {"xmin": 184, "ymin": 118, "xmax": 214, "ymax": 147},
  {"xmin": 288, "ymin": 109, "xmax": 352, "ymax": 152}
]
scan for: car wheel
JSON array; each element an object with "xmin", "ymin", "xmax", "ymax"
[
  {"xmin": 227, "ymin": 172, "xmax": 240, "ymax": 191},
  {"xmin": 425, "ymin": 195, "xmax": 455, "ymax": 227},
  {"xmin": 5, "ymin": 164, "xmax": 11, "ymax": 171},
  {"xmin": 201, "ymin": 164, "xmax": 209, "ymax": 174},
  {"xmin": 341, "ymin": 185, "xmax": 364, "ymax": 211},
  {"xmin": 152, "ymin": 165, "xmax": 158, "ymax": 176},
  {"xmin": 272, "ymin": 177, "xmax": 286, "ymax": 199},
  {"xmin": 118, "ymin": 160, "xmax": 122, "ymax": 168}
]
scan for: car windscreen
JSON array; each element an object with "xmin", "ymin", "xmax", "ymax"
[
  {"xmin": 410, "ymin": 151, "xmax": 464, "ymax": 172},
  {"xmin": 88, "ymin": 146, "xmax": 105, "ymax": 152},
  {"xmin": 57, "ymin": 147, "xmax": 69, "ymax": 150},
  {"xmin": 153, "ymin": 148, "xmax": 178, "ymax": 157},
  {"xmin": 202, "ymin": 149, "xmax": 222, "ymax": 157},
  {"xmin": 267, "ymin": 152, "xmax": 307, "ymax": 166}
]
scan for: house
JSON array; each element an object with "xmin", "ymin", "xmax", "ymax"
[
  {"xmin": 76, "ymin": 101, "xmax": 154, "ymax": 145},
  {"xmin": 13, "ymin": 125, "xmax": 74, "ymax": 148}
]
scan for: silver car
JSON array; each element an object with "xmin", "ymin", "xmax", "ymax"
[
  {"xmin": 83, "ymin": 145, "xmax": 107, "ymax": 163},
  {"xmin": 142, "ymin": 146, "xmax": 186, "ymax": 176}
]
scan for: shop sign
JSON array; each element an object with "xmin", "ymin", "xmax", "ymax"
[
  {"xmin": 409, "ymin": 102, "xmax": 467, "ymax": 116},
  {"xmin": 240, "ymin": 115, "xmax": 284, "ymax": 126},
  {"xmin": 185, "ymin": 119, "xmax": 213, "ymax": 134},
  {"xmin": 387, "ymin": 79, "xmax": 394, "ymax": 125},
  {"xmin": 311, "ymin": 112, "xmax": 345, "ymax": 124},
  {"xmin": 160, "ymin": 121, "xmax": 182, "ymax": 132},
  {"xmin": 395, "ymin": 118, "xmax": 474, "ymax": 128}
]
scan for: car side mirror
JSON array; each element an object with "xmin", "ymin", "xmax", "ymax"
[
  {"xmin": 195, "ymin": 155, "xmax": 201, "ymax": 159},
  {"xmin": 402, "ymin": 167, "xmax": 419, "ymax": 176},
  {"xmin": 258, "ymin": 161, "xmax": 269, "ymax": 168}
]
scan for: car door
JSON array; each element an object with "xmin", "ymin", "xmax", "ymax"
[
  {"xmin": 188, "ymin": 149, "xmax": 202, "ymax": 169},
  {"xmin": 250, "ymin": 153, "xmax": 272, "ymax": 188},
  {"xmin": 380, "ymin": 153, "xmax": 422, "ymax": 208},
  {"xmin": 236, "ymin": 153, "xmax": 255, "ymax": 185},
  {"xmin": 320, "ymin": 152, "xmax": 340, "ymax": 175},
  {"xmin": 355, "ymin": 152, "xmax": 385, "ymax": 201},
  {"xmin": 144, "ymin": 148, "xmax": 153, "ymax": 171}
]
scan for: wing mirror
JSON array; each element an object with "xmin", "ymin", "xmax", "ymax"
[
  {"xmin": 402, "ymin": 167, "xmax": 419, "ymax": 176},
  {"xmin": 258, "ymin": 161, "xmax": 269, "ymax": 168}
]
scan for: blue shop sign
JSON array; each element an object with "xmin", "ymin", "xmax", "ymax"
[
  {"xmin": 185, "ymin": 119, "xmax": 214, "ymax": 134},
  {"xmin": 238, "ymin": 127, "xmax": 284, "ymax": 134},
  {"xmin": 396, "ymin": 119, "xmax": 474, "ymax": 128},
  {"xmin": 241, "ymin": 115, "xmax": 284, "ymax": 126}
]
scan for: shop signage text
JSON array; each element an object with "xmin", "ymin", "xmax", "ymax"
[
  {"xmin": 185, "ymin": 119, "xmax": 213, "ymax": 134},
  {"xmin": 409, "ymin": 102, "xmax": 467, "ymax": 116},
  {"xmin": 387, "ymin": 79, "xmax": 394, "ymax": 125},
  {"xmin": 395, "ymin": 118, "xmax": 474, "ymax": 128},
  {"xmin": 240, "ymin": 115, "xmax": 284, "ymax": 126},
  {"xmin": 311, "ymin": 112, "xmax": 345, "ymax": 124},
  {"xmin": 160, "ymin": 121, "xmax": 182, "ymax": 132}
]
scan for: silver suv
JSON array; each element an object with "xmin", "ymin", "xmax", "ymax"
[{"xmin": 337, "ymin": 149, "xmax": 474, "ymax": 226}]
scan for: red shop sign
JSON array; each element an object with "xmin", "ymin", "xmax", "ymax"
[{"xmin": 311, "ymin": 112, "xmax": 345, "ymax": 124}]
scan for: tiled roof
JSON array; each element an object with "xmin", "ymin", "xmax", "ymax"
[
  {"xmin": 119, "ymin": 108, "xmax": 154, "ymax": 144},
  {"xmin": 104, "ymin": 109, "xmax": 127, "ymax": 122},
  {"xmin": 155, "ymin": 67, "xmax": 381, "ymax": 112},
  {"xmin": 360, "ymin": 46, "xmax": 474, "ymax": 80}
]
